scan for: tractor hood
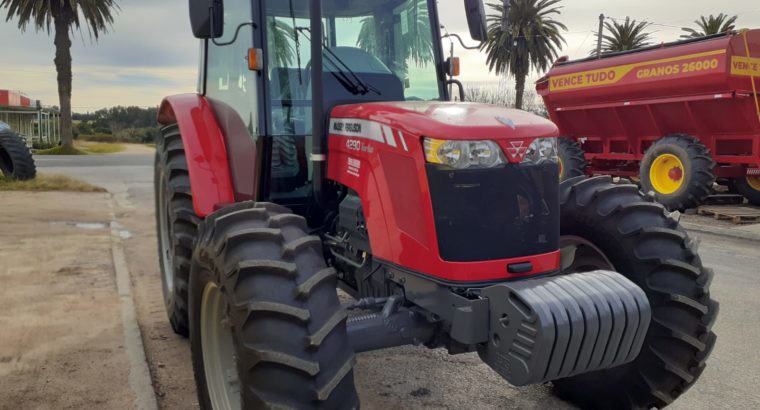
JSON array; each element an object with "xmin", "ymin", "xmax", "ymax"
[{"xmin": 329, "ymin": 101, "xmax": 558, "ymax": 141}]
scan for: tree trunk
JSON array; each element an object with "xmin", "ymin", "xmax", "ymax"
[
  {"xmin": 515, "ymin": 72, "xmax": 526, "ymax": 110},
  {"xmin": 53, "ymin": 15, "xmax": 74, "ymax": 149}
]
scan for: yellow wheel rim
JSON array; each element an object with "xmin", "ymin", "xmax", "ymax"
[
  {"xmin": 558, "ymin": 157, "xmax": 565, "ymax": 178},
  {"xmin": 747, "ymin": 175, "xmax": 760, "ymax": 191},
  {"xmin": 649, "ymin": 153, "xmax": 685, "ymax": 195}
]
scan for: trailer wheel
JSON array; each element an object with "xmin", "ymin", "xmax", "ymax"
[
  {"xmin": 0, "ymin": 130, "xmax": 36, "ymax": 181},
  {"xmin": 557, "ymin": 137, "xmax": 587, "ymax": 181},
  {"xmin": 155, "ymin": 124, "xmax": 200, "ymax": 337},
  {"xmin": 730, "ymin": 176, "xmax": 760, "ymax": 206},
  {"xmin": 640, "ymin": 134, "xmax": 715, "ymax": 210},
  {"xmin": 190, "ymin": 202, "xmax": 359, "ymax": 409},
  {"xmin": 553, "ymin": 176, "xmax": 718, "ymax": 410}
]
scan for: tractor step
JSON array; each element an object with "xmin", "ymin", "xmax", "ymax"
[
  {"xmin": 477, "ymin": 271, "xmax": 651, "ymax": 386},
  {"xmin": 698, "ymin": 205, "xmax": 760, "ymax": 224}
]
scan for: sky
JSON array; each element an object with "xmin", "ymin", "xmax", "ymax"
[{"xmin": 0, "ymin": 0, "xmax": 759, "ymax": 112}]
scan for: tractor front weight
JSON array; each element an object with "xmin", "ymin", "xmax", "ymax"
[{"xmin": 345, "ymin": 268, "xmax": 651, "ymax": 387}]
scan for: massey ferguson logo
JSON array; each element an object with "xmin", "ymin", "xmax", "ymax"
[{"xmin": 506, "ymin": 141, "xmax": 528, "ymax": 162}]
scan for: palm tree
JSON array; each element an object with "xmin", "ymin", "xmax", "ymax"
[
  {"xmin": 596, "ymin": 18, "xmax": 652, "ymax": 54},
  {"xmin": 1, "ymin": 0, "xmax": 118, "ymax": 150},
  {"xmin": 268, "ymin": 18, "xmax": 296, "ymax": 68},
  {"xmin": 483, "ymin": 0, "xmax": 567, "ymax": 110},
  {"xmin": 681, "ymin": 13, "xmax": 738, "ymax": 39},
  {"xmin": 356, "ymin": 0, "xmax": 434, "ymax": 78}
]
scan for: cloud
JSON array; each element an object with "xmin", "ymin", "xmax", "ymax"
[{"xmin": 0, "ymin": 0, "xmax": 758, "ymax": 110}]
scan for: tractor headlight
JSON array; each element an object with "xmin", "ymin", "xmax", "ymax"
[
  {"xmin": 424, "ymin": 138, "xmax": 506, "ymax": 169},
  {"xmin": 523, "ymin": 138, "xmax": 559, "ymax": 164}
]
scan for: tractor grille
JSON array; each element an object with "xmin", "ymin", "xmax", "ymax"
[{"xmin": 426, "ymin": 162, "xmax": 559, "ymax": 262}]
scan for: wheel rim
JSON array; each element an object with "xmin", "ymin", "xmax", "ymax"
[
  {"xmin": 201, "ymin": 282, "xmax": 241, "ymax": 410},
  {"xmin": 157, "ymin": 171, "xmax": 174, "ymax": 297},
  {"xmin": 560, "ymin": 235, "xmax": 615, "ymax": 273},
  {"xmin": 747, "ymin": 175, "xmax": 760, "ymax": 191},
  {"xmin": 649, "ymin": 153, "xmax": 685, "ymax": 195},
  {"xmin": 558, "ymin": 157, "xmax": 565, "ymax": 179}
]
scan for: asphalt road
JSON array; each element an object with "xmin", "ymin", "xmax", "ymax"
[{"xmin": 37, "ymin": 153, "xmax": 760, "ymax": 409}]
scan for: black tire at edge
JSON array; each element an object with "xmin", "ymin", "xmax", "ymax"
[
  {"xmin": 0, "ymin": 131, "xmax": 36, "ymax": 180},
  {"xmin": 155, "ymin": 124, "xmax": 200, "ymax": 337},
  {"xmin": 557, "ymin": 137, "xmax": 588, "ymax": 181},
  {"xmin": 553, "ymin": 176, "xmax": 719, "ymax": 410},
  {"xmin": 730, "ymin": 177, "xmax": 760, "ymax": 206},
  {"xmin": 640, "ymin": 134, "xmax": 716, "ymax": 211},
  {"xmin": 190, "ymin": 201, "xmax": 359, "ymax": 409}
]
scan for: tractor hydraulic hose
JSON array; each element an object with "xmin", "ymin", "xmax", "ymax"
[{"xmin": 310, "ymin": 0, "xmax": 326, "ymax": 205}]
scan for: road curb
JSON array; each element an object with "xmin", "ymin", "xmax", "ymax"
[
  {"xmin": 682, "ymin": 221, "xmax": 760, "ymax": 242},
  {"xmin": 109, "ymin": 199, "xmax": 159, "ymax": 410}
]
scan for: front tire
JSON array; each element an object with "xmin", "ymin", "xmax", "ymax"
[
  {"xmin": 155, "ymin": 124, "xmax": 200, "ymax": 336},
  {"xmin": 190, "ymin": 202, "xmax": 359, "ymax": 409},
  {"xmin": 553, "ymin": 176, "xmax": 718, "ymax": 409},
  {"xmin": 0, "ymin": 131, "xmax": 36, "ymax": 181},
  {"xmin": 640, "ymin": 134, "xmax": 715, "ymax": 211}
]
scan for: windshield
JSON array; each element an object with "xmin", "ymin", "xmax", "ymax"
[{"xmin": 265, "ymin": 0, "xmax": 442, "ymax": 136}]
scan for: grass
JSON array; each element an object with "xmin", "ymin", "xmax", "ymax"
[
  {"xmin": 33, "ymin": 141, "xmax": 127, "ymax": 155},
  {"xmin": 35, "ymin": 146, "xmax": 88, "ymax": 155},
  {"xmin": 0, "ymin": 174, "xmax": 106, "ymax": 193},
  {"xmin": 79, "ymin": 142, "xmax": 126, "ymax": 154}
]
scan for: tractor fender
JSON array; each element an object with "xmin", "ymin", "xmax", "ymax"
[{"xmin": 158, "ymin": 94, "xmax": 234, "ymax": 217}]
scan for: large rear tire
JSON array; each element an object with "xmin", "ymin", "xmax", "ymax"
[
  {"xmin": 557, "ymin": 137, "xmax": 587, "ymax": 181},
  {"xmin": 640, "ymin": 134, "xmax": 715, "ymax": 211},
  {"xmin": 553, "ymin": 176, "xmax": 718, "ymax": 409},
  {"xmin": 0, "ymin": 131, "xmax": 36, "ymax": 181},
  {"xmin": 190, "ymin": 202, "xmax": 359, "ymax": 409},
  {"xmin": 155, "ymin": 124, "xmax": 200, "ymax": 337}
]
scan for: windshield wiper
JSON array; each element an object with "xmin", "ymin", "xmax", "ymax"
[{"xmin": 296, "ymin": 27, "xmax": 381, "ymax": 96}]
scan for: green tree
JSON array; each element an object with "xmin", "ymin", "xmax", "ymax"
[
  {"xmin": 482, "ymin": 0, "xmax": 567, "ymax": 110},
  {"xmin": 267, "ymin": 18, "xmax": 296, "ymax": 68},
  {"xmin": 596, "ymin": 17, "xmax": 652, "ymax": 54},
  {"xmin": 681, "ymin": 13, "xmax": 738, "ymax": 39},
  {"xmin": 356, "ymin": 0, "xmax": 434, "ymax": 79},
  {"xmin": 1, "ymin": 0, "xmax": 118, "ymax": 150}
]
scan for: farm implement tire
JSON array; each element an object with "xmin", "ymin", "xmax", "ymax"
[
  {"xmin": 155, "ymin": 124, "xmax": 200, "ymax": 337},
  {"xmin": 553, "ymin": 176, "xmax": 718, "ymax": 409},
  {"xmin": 730, "ymin": 176, "xmax": 760, "ymax": 206},
  {"xmin": 0, "ymin": 131, "xmax": 36, "ymax": 181},
  {"xmin": 189, "ymin": 202, "xmax": 359, "ymax": 410},
  {"xmin": 640, "ymin": 134, "xmax": 715, "ymax": 211},
  {"xmin": 557, "ymin": 137, "xmax": 587, "ymax": 181}
]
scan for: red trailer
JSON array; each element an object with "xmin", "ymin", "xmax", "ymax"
[{"xmin": 537, "ymin": 29, "xmax": 760, "ymax": 209}]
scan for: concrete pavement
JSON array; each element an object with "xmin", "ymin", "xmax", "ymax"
[{"xmin": 35, "ymin": 152, "xmax": 760, "ymax": 409}]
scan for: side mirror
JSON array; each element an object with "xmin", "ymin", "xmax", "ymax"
[
  {"xmin": 464, "ymin": 0, "xmax": 487, "ymax": 42},
  {"xmin": 189, "ymin": 0, "xmax": 224, "ymax": 39}
]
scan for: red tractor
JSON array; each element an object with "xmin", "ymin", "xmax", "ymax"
[{"xmin": 155, "ymin": 1, "xmax": 718, "ymax": 408}]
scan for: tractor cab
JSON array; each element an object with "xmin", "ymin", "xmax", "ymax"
[{"xmin": 191, "ymin": 0, "xmax": 484, "ymax": 208}]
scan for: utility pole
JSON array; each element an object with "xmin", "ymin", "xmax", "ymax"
[{"xmin": 596, "ymin": 14, "xmax": 605, "ymax": 58}]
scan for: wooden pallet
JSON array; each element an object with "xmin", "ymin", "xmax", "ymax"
[
  {"xmin": 698, "ymin": 206, "xmax": 760, "ymax": 224},
  {"xmin": 701, "ymin": 194, "xmax": 745, "ymax": 206}
]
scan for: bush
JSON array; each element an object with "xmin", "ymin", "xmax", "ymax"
[
  {"xmin": 32, "ymin": 141, "xmax": 58, "ymax": 150},
  {"xmin": 464, "ymin": 80, "xmax": 549, "ymax": 117}
]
